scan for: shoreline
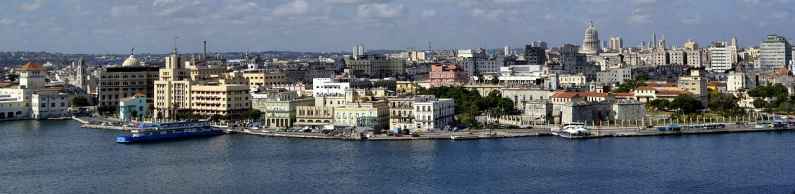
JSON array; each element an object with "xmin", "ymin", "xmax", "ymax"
[
  {"xmin": 70, "ymin": 117, "xmax": 795, "ymax": 141},
  {"xmin": 235, "ymin": 124, "xmax": 795, "ymax": 141}
]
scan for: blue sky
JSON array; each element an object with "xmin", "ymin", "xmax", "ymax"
[{"xmin": 1, "ymin": 0, "xmax": 794, "ymax": 53}]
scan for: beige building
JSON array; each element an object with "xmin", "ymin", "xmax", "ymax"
[
  {"xmin": 243, "ymin": 70, "xmax": 288, "ymax": 92},
  {"xmin": 252, "ymin": 90, "xmax": 312, "ymax": 129},
  {"xmin": 668, "ymin": 49, "xmax": 686, "ymax": 65},
  {"xmin": 677, "ymin": 69, "xmax": 707, "ymax": 97},
  {"xmin": 295, "ymin": 106, "xmax": 335, "ymax": 128},
  {"xmin": 96, "ymin": 61, "xmax": 160, "ymax": 109},
  {"xmin": 154, "ymin": 49, "xmax": 251, "ymax": 120},
  {"xmin": 334, "ymin": 98, "xmax": 389, "ymax": 130}
]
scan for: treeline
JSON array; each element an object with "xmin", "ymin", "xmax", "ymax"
[
  {"xmin": 749, "ymin": 84, "xmax": 795, "ymax": 113},
  {"xmin": 418, "ymin": 86, "xmax": 518, "ymax": 127}
]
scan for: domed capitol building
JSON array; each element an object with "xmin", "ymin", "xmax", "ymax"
[{"xmin": 580, "ymin": 21, "xmax": 600, "ymax": 55}]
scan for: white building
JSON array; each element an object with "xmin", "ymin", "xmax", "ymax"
[
  {"xmin": 413, "ymin": 95, "xmax": 455, "ymax": 131},
  {"xmin": 727, "ymin": 67, "xmax": 755, "ymax": 93},
  {"xmin": 759, "ymin": 34, "xmax": 792, "ymax": 71},
  {"xmin": 19, "ymin": 63, "xmax": 47, "ymax": 90},
  {"xmin": 0, "ymin": 92, "xmax": 30, "ymax": 120},
  {"xmin": 312, "ymin": 78, "xmax": 351, "ymax": 97},
  {"xmin": 708, "ymin": 42, "xmax": 732, "ymax": 72},
  {"xmin": 497, "ymin": 65, "xmax": 546, "ymax": 87},
  {"xmin": 32, "ymin": 92, "xmax": 71, "ymax": 119},
  {"xmin": 119, "ymin": 94, "xmax": 148, "ymax": 121}
]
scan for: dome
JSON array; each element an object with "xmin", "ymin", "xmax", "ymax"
[{"xmin": 122, "ymin": 54, "xmax": 140, "ymax": 66}]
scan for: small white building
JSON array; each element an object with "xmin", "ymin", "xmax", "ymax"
[
  {"xmin": 413, "ymin": 95, "xmax": 455, "ymax": 131},
  {"xmin": 32, "ymin": 92, "xmax": 71, "ymax": 119},
  {"xmin": 312, "ymin": 78, "xmax": 350, "ymax": 97},
  {"xmin": 119, "ymin": 94, "xmax": 148, "ymax": 121},
  {"xmin": 0, "ymin": 93, "xmax": 30, "ymax": 120}
]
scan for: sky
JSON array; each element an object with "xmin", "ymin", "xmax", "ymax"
[{"xmin": 1, "ymin": 0, "xmax": 795, "ymax": 54}]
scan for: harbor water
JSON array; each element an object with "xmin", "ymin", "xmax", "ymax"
[{"xmin": 1, "ymin": 120, "xmax": 794, "ymax": 193}]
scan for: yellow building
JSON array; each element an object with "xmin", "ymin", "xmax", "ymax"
[
  {"xmin": 333, "ymin": 98, "xmax": 389, "ymax": 130},
  {"xmin": 243, "ymin": 70, "xmax": 288, "ymax": 92},
  {"xmin": 396, "ymin": 81, "xmax": 418, "ymax": 95},
  {"xmin": 154, "ymin": 49, "xmax": 251, "ymax": 120}
]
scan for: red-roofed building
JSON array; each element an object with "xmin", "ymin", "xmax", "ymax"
[
  {"xmin": 18, "ymin": 62, "xmax": 47, "ymax": 90},
  {"xmin": 634, "ymin": 86, "xmax": 688, "ymax": 102}
]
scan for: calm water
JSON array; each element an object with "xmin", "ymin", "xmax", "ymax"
[{"xmin": 1, "ymin": 120, "xmax": 794, "ymax": 194}]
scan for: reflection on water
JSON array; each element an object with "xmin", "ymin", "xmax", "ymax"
[{"xmin": 1, "ymin": 120, "xmax": 794, "ymax": 194}]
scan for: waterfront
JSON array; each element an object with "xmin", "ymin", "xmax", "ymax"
[{"xmin": 2, "ymin": 120, "xmax": 795, "ymax": 193}]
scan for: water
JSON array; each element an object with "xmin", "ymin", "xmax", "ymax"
[{"xmin": 1, "ymin": 120, "xmax": 794, "ymax": 194}]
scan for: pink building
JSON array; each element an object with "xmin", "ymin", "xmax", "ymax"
[{"xmin": 429, "ymin": 64, "xmax": 467, "ymax": 87}]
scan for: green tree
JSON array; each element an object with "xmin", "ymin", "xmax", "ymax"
[
  {"xmin": 777, "ymin": 101, "xmax": 795, "ymax": 113},
  {"xmin": 70, "ymin": 96, "xmax": 91, "ymax": 107},
  {"xmin": 753, "ymin": 99, "xmax": 769, "ymax": 110},
  {"xmin": 670, "ymin": 95, "xmax": 704, "ymax": 114},
  {"xmin": 748, "ymin": 83, "xmax": 788, "ymax": 98},
  {"xmin": 243, "ymin": 109, "xmax": 263, "ymax": 121},
  {"xmin": 419, "ymin": 86, "xmax": 518, "ymax": 127},
  {"xmin": 613, "ymin": 74, "xmax": 649, "ymax": 92},
  {"xmin": 648, "ymin": 99, "xmax": 670, "ymax": 111}
]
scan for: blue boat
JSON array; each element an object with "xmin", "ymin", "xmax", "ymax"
[{"xmin": 116, "ymin": 121, "xmax": 224, "ymax": 143}]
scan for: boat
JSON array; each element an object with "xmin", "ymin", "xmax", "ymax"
[
  {"xmin": 551, "ymin": 122, "xmax": 592, "ymax": 139},
  {"xmin": 450, "ymin": 135, "xmax": 480, "ymax": 140},
  {"xmin": 116, "ymin": 121, "xmax": 224, "ymax": 144}
]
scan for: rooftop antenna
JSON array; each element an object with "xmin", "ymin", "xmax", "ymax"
[{"xmin": 173, "ymin": 36, "xmax": 179, "ymax": 54}]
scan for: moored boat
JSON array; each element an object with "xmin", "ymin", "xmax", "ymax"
[
  {"xmin": 116, "ymin": 121, "xmax": 224, "ymax": 144},
  {"xmin": 551, "ymin": 122, "xmax": 592, "ymax": 139}
]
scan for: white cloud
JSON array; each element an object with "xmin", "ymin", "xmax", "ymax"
[
  {"xmin": 18, "ymin": 0, "xmax": 45, "ymax": 12},
  {"xmin": 0, "ymin": 18, "xmax": 15, "ymax": 25},
  {"xmin": 325, "ymin": 0, "xmax": 388, "ymax": 5},
  {"xmin": 273, "ymin": 0, "xmax": 309, "ymax": 17},
  {"xmin": 627, "ymin": 6, "xmax": 653, "ymax": 24},
  {"xmin": 357, "ymin": 3, "xmax": 404, "ymax": 18},
  {"xmin": 111, "ymin": 5, "xmax": 139, "ymax": 17},
  {"xmin": 421, "ymin": 9, "xmax": 437, "ymax": 17},
  {"xmin": 681, "ymin": 15, "xmax": 701, "ymax": 25},
  {"xmin": 152, "ymin": 0, "xmax": 205, "ymax": 18}
]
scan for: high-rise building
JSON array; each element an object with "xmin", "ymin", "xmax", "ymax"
[
  {"xmin": 344, "ymin": 54, "xmax": 407, "ymax": 78},
  {"xmin": 655, "ymin": 35, "xmax": 667, "ymax": 50},
  {"xmin": 154, "ymin": 47, "xmax": 251, "ymax": 120},
  {"xmin": 524, "ymin": 44, "xmax": 547, "ymax": 65},
  {"xmin": 352, "ymin": 44, "xmax": 366, "ymax": 59},
  {"xmin": 651, "ymin": 32, "xmax": 657, "ymax": 49},
  {"xmin": 685, "ymin": 49, "xmax": 705, "ymax": 68},
  {"xmin": 759, "ymin": 34, "xmax": 792, "ymax": 70},
  {"xmin": 608, "ymin": 36, "xmax": 623, "ymax": 51},
  {"xmin": 95, "ymin": 61, "xmax": 159, "ymax": 109},
  {"xmin": 668, "ymin": 49, "xmax": 686, "ymax": 65},
  {"xmin": 580, "ymin": 21, "xmax": 600, "ymax": 55},
  {"xmin": 708, "ymin": 42, "xmax": 732, "ymax": 72}
]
